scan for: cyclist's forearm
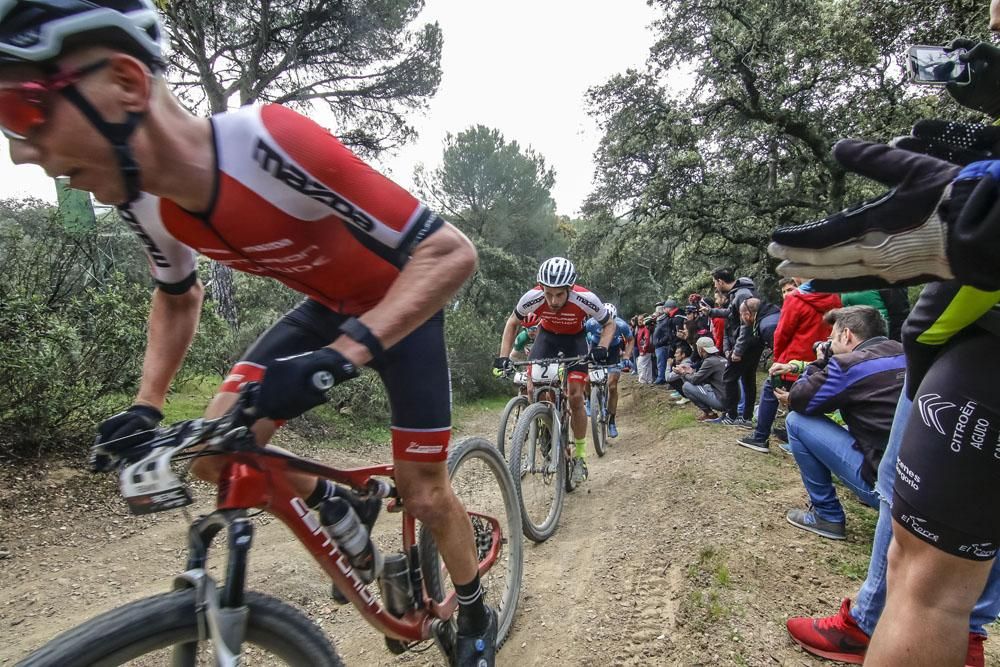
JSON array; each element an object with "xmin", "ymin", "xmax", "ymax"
[
  {"xmin": 344, "ymin": 224, "xmax": 477, "ymax": 365},
  {"xmin": 598, "ymin": 321, "xmax": 615, "ymax": 348},
  {"xmin": 499, "ymin": 315, "xmax": 520, "ymax": 357},
  {"xmin": 135, "ymin": 282, "xmax": 204, "ymax": 409}
]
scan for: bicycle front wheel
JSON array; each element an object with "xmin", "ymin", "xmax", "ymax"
[
  {"xmin": 497, "ymin": 394, "xmax": 529, "ymax": 458},
  {"xmin": 590, "ymin": 384, "xmax": 608, "ymax": 457},
  {"xmin": 419, "ymin": 436, "xmax": 523, "ymax": 649},
  {"xmin": 18, "ymin": 589, "xmax": 342, "ymax": 667},
  {"xmin": 508, "ymin": 402, "xmax": 566, "ymax": 542}
]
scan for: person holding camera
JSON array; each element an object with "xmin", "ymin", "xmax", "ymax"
[
  {"xmin": 737, "ymin": 279, "xmax": 842, "ymax": 453},
  {"xmin": 775, "ymin": 306, "xmax": 905, "ymax": 541}
]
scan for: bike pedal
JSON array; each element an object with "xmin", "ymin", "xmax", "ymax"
[
  {"xmin": 384, "ymin": 636, "xmax": 412, "ymax": 655},
  {"xmin": 431, "ymin": 618, "xmax": 457, "ymax": 663}
]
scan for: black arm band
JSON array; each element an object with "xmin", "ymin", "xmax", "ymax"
[
  {"xmin": 338, "ymin": 317, "xmax": 386, "ymax": 363},
  {"xmin": 155, "ymin": 270, "xmax": 198, "ymax": 295}
]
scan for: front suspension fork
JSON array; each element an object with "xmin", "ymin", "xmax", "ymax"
[{"xmin": 171, "ymin": 510, "xmax": 254, "ymax": 667}]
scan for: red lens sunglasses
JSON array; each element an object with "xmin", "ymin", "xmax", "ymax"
[{"xmin": 0, "ymin": 59, "xmax": 108, "ymax": 140}]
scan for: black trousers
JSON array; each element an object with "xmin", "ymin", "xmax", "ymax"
[{"xmin": 722, "ymin": 344, "xmax": 763, "ymax": 419}]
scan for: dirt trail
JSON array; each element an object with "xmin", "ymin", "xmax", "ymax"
[{"xmin": 2, "ymin": 379, "xmax": 997, "ymax": 666}]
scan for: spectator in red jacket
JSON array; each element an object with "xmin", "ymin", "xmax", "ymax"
[
  {"xmin": 773, "ymin": 280, "xmax": 843, "ymax": 368},
  {"xmin": 736, "ymin": 279, "xmax": 841, "ymax": 454},
  {"xmin": 635, "ymin": 316, "xmax": 655, "ymax": 383}
]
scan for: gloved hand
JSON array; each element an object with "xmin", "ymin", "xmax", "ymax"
[
  {"xmin": 91, "ymin": 404, "xmax": 163, "ymax": 472},
  {"xmin": 947, "ymin": 39, "xmax": 1000, "ymax": 118},
  {"xmin": 622, "ymin": 359, "xmax": 634, "ymax": 373},
  {"xmin": 892, "ymin": 119, "xmax": 1000, "ymax": 166},
  {"xmin": 590, "ymin": 346, "xmax": 608, "ymax": 364},
  {"xmin": 493, "ymin": 356, "xmax": 512, "ymax": 375},
  {"xmin": 769, "ymin": 139, "xmax": 1000, "ymax": 292},
  {"xmin": 256, "ymin": 348, "xmax": 359, "ymax": 420}
]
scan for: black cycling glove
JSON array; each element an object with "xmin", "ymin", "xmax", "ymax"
[
  {"xmin": 893, "ymin": 120, "xmax": 1000, "ymax": 166},
  {"xmin": 256, "ymin": 348, "xmax": 359, "ymax": 420},
  {"xmin": 92, "ymin": 404, "xmax": 163, "ymax": 472},
  {"xmin": 493, "ymin": 356, "xmax": 512, "ymax": 373},
  {"xmin": 769, "ymin": 139, "xmax": 1000, "ymax": 292},
  {"xmin": 97, "ymin": 404, "xmax": 163, "ymax": 443},
  {"xmin": 590, "ymin": 346, "xmax": 609, "ymax": 364},
  {"xmin": 947, "ymin": 39, "xmax": 1000, "ymax": 119}
]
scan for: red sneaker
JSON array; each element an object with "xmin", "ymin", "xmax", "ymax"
[
  {"xmin": 786, "ymin": 599, "xmax": 988, "ymax": 667},
  {"xmin": 786, "ymin": 598, "xmax": 868, "ymax": 664}
]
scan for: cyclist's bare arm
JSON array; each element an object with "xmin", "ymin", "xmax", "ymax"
[
  {"xmin": 135, "ymin": 282, "xmax": 204, "ymax": 410},
  {"xmin": 331, "ymin": 223, "xmax": 477, "ymax": 367},
  {"xmin": 499, "ymin": 313, "xmax": 521, "ymax": 358},
  {"xmin": 597, "ymin": 319, "xmax": 616, "ymax": 349}
]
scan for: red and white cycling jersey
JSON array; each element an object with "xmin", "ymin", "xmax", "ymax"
[
  {"xmin": 514, "ymin": 284, "xmax": 608, "ymax": 334},
  {"xmin": 118, "ymin": 104, "xmax": 443, "ymax": 314}
]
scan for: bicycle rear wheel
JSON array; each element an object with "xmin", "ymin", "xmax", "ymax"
[
  {"xmin": 497, "ymin": 395, "xmax": 529, "ymax": 458},
  {"xmin": 18, "ymin": 589, "xmax": 341, "ymax": 667},
  {"xmin": 507, "ymin": 402, "xmax": 566, "ymax": 543},
  {"xmin": 418, "ymin": 437, "xmax": 523, "ymax": 649},
  {"xmin": 590, "ymin": 384, "xmax": 608, "ymax": 457}
]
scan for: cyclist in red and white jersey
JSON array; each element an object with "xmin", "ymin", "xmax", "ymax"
[
  {"xmin": 495, "ymin": 257, "xmax": 615, "ymax": 484},
  {"xmin": 0, "ymin": 2, "xmax": 495, "ymax": 662}
]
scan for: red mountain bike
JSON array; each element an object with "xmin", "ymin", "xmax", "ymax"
[{"xmin": 19, "ymin": 388, "xmax": 523, "ymax": 666}]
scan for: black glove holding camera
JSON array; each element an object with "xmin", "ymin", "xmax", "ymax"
[{"xmin": 947, "ymin": 39, "xmax": 1000, "ymax": 118}]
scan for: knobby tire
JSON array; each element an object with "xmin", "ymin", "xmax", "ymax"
[
  {"xmin": 418, "ymin": 436, "xmax": 523, "ymax": 649},
  {"xmin": 508, "ymin": 402, "xmax": 566, "ymax": 542},
  {"xmin": 18, "ymin": 589, "xmax": 341, "ymax": 667}
]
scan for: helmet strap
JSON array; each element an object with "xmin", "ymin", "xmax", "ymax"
[{"xmin": 59, "ymin": 85, "xmax": 144, "ymax": 204}]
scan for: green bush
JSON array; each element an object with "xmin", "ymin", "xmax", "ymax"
[{"xmin": 0, "ymin": 276, "xmax": 149, "ymax": 456}]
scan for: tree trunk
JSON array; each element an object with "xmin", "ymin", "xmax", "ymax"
[{"xmin": 211, "ymin": 262, "xmax": 239, "ymax": 330}]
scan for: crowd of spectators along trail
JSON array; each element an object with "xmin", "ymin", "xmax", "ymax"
[{"xmin": 625, "ymin": 269, "xmax": 960, "ymax": 660}]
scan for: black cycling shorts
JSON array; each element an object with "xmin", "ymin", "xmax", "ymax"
[
  {"xmin": 530, "ymin": 329, "xmax": 589, "ymax": 382},
  {"xmin": 892, "ymin": 331, "xmax": 1000, "ymax": 560},
  {"xmin": 220, "ymin": 299, "xmax": 452, "ymax": 463}
]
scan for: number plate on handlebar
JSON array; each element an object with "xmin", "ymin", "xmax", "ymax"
[
  {"xmin": 530, "ymin": 362, "xmax": 560, "ymax": 384},
  {"xmin": 118, "ymin": 443, "xmax": 193, "ymax": 515},
  {"xmin": 589, "ymin": 367, "xmax": 608, "ymax": 384},
  {"xmin": 512, "ymin": 370, "xmax": 528, "ymax": 386}
]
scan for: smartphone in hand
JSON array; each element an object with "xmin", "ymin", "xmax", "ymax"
[{"xmin": 907, "ymin": 45, "xmax": 971, "ymax": 86}]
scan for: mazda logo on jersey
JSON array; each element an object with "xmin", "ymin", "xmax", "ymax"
[{"xmin": 254, "ymin": 139, "xmax": 375, "ymax": 233}]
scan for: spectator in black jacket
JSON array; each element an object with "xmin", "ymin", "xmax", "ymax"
[
  {"xmin": 653, "ymin": 299, "xmax": 682, "ymax": 384},
  {"xmin": 775, "ymin": 306, "xmax": 905, "ymax": 541},
  {"xmin": 736, "ymin": 297, "xmax": 783, "ymax": 453},
  {"xmin": 701, "ymin": 268, "xmax": 758, "ymax": 425}
]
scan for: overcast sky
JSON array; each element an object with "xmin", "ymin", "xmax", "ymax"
[{"xmin": 0, "ymin": 0, "xmax": 659, "ymax": 216}]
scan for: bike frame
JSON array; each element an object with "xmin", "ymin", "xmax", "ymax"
[{"xmin": 186, "ymin": 447, "xmax": 503, "ymax": 644}]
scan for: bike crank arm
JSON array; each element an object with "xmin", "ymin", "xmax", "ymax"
[{"xmin": 174, "ymin": 568, "xmax": 248, "ymax": 667}]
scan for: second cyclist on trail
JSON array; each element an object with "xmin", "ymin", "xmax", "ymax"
[{"xmin": 495, "ymin": 258, "xmax": 615, "ymax": 485}]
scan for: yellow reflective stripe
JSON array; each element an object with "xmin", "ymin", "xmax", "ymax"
[{"xmin": 916, "ymin": 286, "xmax": 1000, "ymax": 345}]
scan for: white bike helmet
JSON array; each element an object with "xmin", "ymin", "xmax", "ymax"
[
  {"xmin": 0, "ymin": 1, "xmax": 165, "ymax": 204},
  {"xmin": 603, "ymin": 303, "xmax": 617, "ymax": 320},
  {"xmin": 537, "ymin": 257, "xmax": 577, "ymax": 288},
  {"xmin": 0, "ymin": 0, "xmax": 164, "ymax": 66}
]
